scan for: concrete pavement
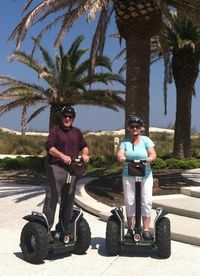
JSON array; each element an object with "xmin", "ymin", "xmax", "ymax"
[{"xmin": 1, "ymin": 181, "xmax": 200, "ymax": 276}]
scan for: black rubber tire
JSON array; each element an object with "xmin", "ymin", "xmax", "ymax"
[
  {"xmin": 73, "ymin": 217, "xmax": 91, "ymax": 254},
  {"xmin": 20, "ymin": 222, "xmax": 49, "ymax": 264},
  {"xmin": 156, "ymin": 217, "xmax": 171, "ymax": 258},
  {"xmin": 106, "ymin": 216, "xmax": 121, "ymax": 256}
]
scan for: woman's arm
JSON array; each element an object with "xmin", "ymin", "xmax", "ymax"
[
  {"xmin": 117, "ymin": 148, "xmax": 126, "ymax": 162},
  {"xmin": 147, "ymin": 147, "xmax": 157, "ymax": 163}
]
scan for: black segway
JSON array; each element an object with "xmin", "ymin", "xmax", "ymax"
[
  {"xmin": 20, "ymin": 158, "xmax": 91, "ymax": 264},
  {"xmin": 106, "ymin": 160, "xmax": 171, "ymax": 258}
]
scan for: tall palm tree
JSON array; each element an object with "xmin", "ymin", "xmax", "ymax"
[
  {"xmin": 163, "ymin": 12, "xmax": 200, "ymax": 159},
  {"xmin": 0, "ymin": 36, "xmax": 125, "ymax": 130},
  {"xmin": 8, "ymin": 1, "xmax": 200, "ymax": 134}
]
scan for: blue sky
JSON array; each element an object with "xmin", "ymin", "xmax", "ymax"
[{"xmin": 0, "ymin": 1, "xmax": 200, "ymax": 132}]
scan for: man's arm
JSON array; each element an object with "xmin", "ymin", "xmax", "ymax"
[{"xmin": 49, "ymin": 146, "xmax": 72, "ymax": 164}]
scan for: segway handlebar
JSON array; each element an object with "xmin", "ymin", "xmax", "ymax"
[
  {"xmin": 66, "ymin": 157, "xmax": 85, "ymax": 177},
  {"xmin": 70, "ymin": 157, "xmax": 84, "ymax": 166},
  {"xmin": 125, "ymin": 159, "xmax": 147, "ymax": 164}
]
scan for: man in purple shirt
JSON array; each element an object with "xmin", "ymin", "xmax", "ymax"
[{"xmin": 43, "ymin": 105, "xmax": 89, "ymax": 244}]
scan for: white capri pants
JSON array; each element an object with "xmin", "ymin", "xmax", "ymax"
[{"xmin": 123, "ymin": 175, "xmax": 153, "ymax": 217}]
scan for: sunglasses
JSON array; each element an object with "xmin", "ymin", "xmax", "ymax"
[
  {"xmin": 62, "ymin": 114, "xmax": 73, "ymax": 119},
  {"xmin": 129, "ymin": 125, "xmax": 141, "ymax": 129}
]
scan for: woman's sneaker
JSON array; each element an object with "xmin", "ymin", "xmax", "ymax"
[
  {"xmin": 124, "ymin": 229, "xmax": 134, "ymax": 239},
  {"xmin": 143, "ymin": 231, "xmax": 153, "ymax": 240}
]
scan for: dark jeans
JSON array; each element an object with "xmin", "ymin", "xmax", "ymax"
[{"xmin": 43, "ymin": 164, "xmax": 77, "ymax": 234}]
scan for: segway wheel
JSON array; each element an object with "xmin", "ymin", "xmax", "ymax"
[
  {"xmin": 73, "ymin": 217, "xmax": 91, "ymax": 254},
  {"xmin": 106, "ymin": 216, "xmax": 121, "ymax": 256},
  {"xmin": 20, "ymin": 222, "xmax": 49, "ymax": 264},
  {"xmin": 156, "ymin": 217, "xmax": 171, "ymax": 258}
]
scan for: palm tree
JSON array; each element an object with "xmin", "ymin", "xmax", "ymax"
[
  {"xmin": 8, "ymin": 1, "xmax": 200, "ymax": 134},
  {"xmin": 113, "ymin": 28, "xmax": 200, "ymax": 159},
  {"xmin": 0, "ymin": 36, "xmax": 125, "ymax": 130},
  {"xmin": 163, "ymin": 12, "xmax": 200, "ymax": 159}
]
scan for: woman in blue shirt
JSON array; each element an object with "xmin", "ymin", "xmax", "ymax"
[{"xmin": 117, "ymin": 115, "xmax": 156, "ymax": 240}]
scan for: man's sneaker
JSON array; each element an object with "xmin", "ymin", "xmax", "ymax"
[
  {"xmin": 143, "ymin": 231, "xmax": 153, "ymax": 240},
  {"xmin": 124, "ymin": 229, "xmax": 134, "ymax": 239}
]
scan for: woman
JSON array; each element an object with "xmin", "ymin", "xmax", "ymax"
[{"xmin": 117, "ymin": 115, "xmax": 156, "ymax": 240}]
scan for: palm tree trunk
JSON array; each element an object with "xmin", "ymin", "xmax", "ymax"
[
  {"xmin": 126, "ymin": 35, "xmax": 151, "ymax": 134},
  {"xmin": 113, "ymin": 1, "xmax": 162, "ymax": 134},
  {"xmin": 173, "ymin": 86, "xmax": 193, "ymax": 159},
  {"xmin": 49, "ymin": 104, "xmax": 61, "ymax": 130},
  {"xmin": 21, "ymin": 105, "xmax": 27, "ymax": 135},
  {"xmin": 172, "ymin": 52, "xmax": 199, "ymax": 159}
]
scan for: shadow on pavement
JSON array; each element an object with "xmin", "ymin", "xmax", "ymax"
[
  {"xmin": 0, "ymin": 182, "xmax": 45, "ymax": 204},
  {"xmin": 119, "ymin": 246, "xmax": 161, "ymax": 259},
  {"xmin": 91, "ymin": 237, "xmax": 106, "ymax": 256}
]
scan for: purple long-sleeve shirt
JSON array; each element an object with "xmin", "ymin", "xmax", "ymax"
[{"xmin": 46, "ymin": 124, "xmax": 87, "ymax": 165}]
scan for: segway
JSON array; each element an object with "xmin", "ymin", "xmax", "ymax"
[
  {"xmin": 106, "ymin": 160, "xmax": 171, "ymax": 258},
  {"xmin": 20, "ymin": 158, "xmax": 91, "ymax": 264}
]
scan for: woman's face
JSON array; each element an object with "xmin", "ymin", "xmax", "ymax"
[{"xmin": 128, "ymin": 124, "xmax": 141, "ymax": 136}]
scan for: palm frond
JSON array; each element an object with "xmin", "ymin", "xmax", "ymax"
[
  {"xmin": 8, "ymin": 51, "xmax": 43, "ymax": 73},
  {"xmin": 89, "ymin": 6, "xmax": 113, "ymax": 76},
  {"xmin": 82, "ymin": 72, "xmax": 125, "ymax": 86},
  {"xmin": 54, "ymin": 2, "xmax": 89, "ymax": 48},
  {"xmin": 34, "ymin": 40, "xmax": 58, "ymax": 76},
  {"xmin": 0, "ymin": 93, "xmax": 45, "ymax": 116},
  {"xmin": 166, "ymin": 0, "xmax": 200, "ymax": 25},
  {"xmin": 27, "ymin": 104, "xmax": 49, "ymax": 123},
  {"xmin": 77, "ymin": 89, "xmax": 125, "ymax": 111},
  {"xmin": 30, "ymin": 15, "xmax": 64, "ymax": 57}
]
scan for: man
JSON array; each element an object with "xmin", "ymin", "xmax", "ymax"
[{"xmin": 43, "ymin": 105, "xmax": 89, "ymax": 243}]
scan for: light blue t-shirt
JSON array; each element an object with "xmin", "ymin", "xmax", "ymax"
[{"xmin": 119, "ymin": 135, "xmax": 155, "ymax": 178}]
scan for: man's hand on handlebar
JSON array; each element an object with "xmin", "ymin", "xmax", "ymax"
[
  {"xmin": 62, "ymin": 155, "xmax": 72, "ymax": 165},
  {"xmin": 81, "ymin": 154, "xmax": 89, "ymax": 164}
]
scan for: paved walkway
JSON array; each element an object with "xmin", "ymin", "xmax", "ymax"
[{"xmin": 0, "ymin": 180, "xmax": 200, "ymax": 275}]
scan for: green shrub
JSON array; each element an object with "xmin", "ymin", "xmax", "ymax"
[
  {"xmin": 165, "ymin": 158, "xmax": 188, "ymax": 169},
  {"xmin": 184, "ymin": 158, "xmax": 200, "ymax": 169},
  {"xmin": 153, "ymin": 158, "xmax": 167, "ymax": 169},
  {"xmin": 0, "ymin": 156, "xmax": 45, "ymax": 170},
  {"xmin": 88, "ymin": 155, "xmax": 116, "ymax": 168},
  {"xmin": 165, "ymin": 158, "xmax": 200, "ymax": 169}
]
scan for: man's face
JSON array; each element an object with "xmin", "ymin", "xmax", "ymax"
[{"xmin": 61, "ymin": 113, "xmax": 74, "ymax": 127}]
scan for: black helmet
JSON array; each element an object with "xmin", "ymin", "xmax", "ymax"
[
  {"xmin": 128, "ymin": 115, "xmax": 143, "ymax": 126},
  {"xmin": 60, "ymin": 105, "xmax": 76, "ymax": 118}
]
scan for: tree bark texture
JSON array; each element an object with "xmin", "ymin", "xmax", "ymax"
[
  {"xmin": 126, "ymin": 34, "xmax": 151, "ymax": 134},
  {"xmin": 172, "ymin": 51, "xmax": 199, "ymax": 159}
]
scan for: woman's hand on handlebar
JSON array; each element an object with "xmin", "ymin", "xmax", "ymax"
[
  {"xmin": 146, "ymin": 157, "xmax": 153, "ymax": 164},
  {"xmin": 118, "ymin": 156, "xmax": 126, "ymax": 163}
]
